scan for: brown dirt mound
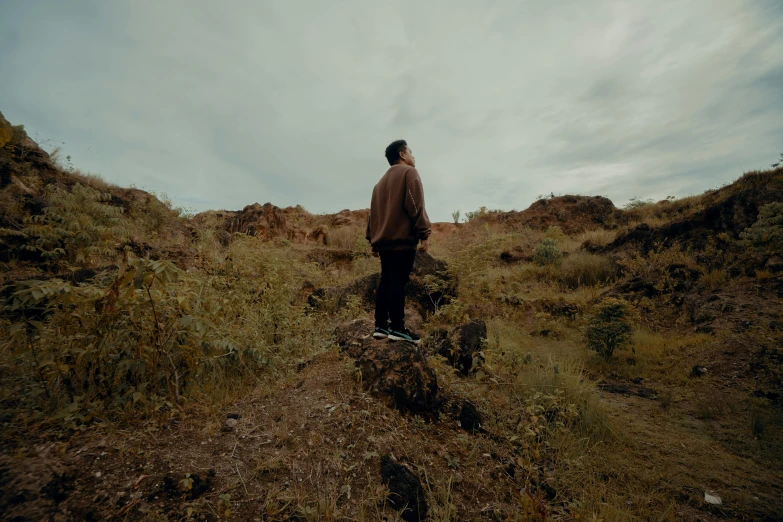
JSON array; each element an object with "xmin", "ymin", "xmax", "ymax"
[{"xmin": 483, "ymin": 195, "xmax": 624, "ymax": 234}]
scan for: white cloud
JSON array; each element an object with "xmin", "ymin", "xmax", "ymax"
[{"xmin": 1, "ymin": 0, "xmax": 781, "ymax": 220}]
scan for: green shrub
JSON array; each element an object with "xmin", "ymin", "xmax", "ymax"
[
  {"xmin": 464, "ymin": 206, "xmax": 488, "ymax": 222},
  {"xmin": 584, "ymin": 298, "xmax": 634, "ymax": 360},
  {"xmin": 740, "ymin": 202, "xmax": 783, "ymax": 252},
  {"xmin": 533, "ymin": 238, "xmax": 563, "ymax": 267}
]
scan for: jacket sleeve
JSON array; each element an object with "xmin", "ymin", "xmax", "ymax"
[{"xmin": 403, "ymin": 168, "xmax": 432, "ymax": 241}]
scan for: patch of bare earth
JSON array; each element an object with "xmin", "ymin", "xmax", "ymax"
[{"xmin": 1, "ymin": 350, "xmax": 545, "ymax": 521}]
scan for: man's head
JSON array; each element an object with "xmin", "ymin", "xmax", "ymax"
[{"xmin": 385, "ymin": 139, "xmax": 415, "ymax": 167}]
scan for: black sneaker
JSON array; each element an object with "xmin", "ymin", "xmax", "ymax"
[
  {"xmin": 388, "ymin": 327, "xmax": 421, "ymax": 345},
  {"xmin": 373, "ymin": 326, "xmax": 389, "ymax": 339}
]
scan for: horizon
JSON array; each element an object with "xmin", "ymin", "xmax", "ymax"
[{"xmin": 2, "ymin": 1, "xmax": 782, "ymax": 222}]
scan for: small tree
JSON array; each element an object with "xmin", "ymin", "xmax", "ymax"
[
  {"xmin": 533, "ymin": 238, "xmax": 563, "ymax": 267},
  {"xmin": 451, "ymin": 209, "xmax": 461, "ymax": 224},
  {"xmin": 740, "ymin": 202, "xmax": 783, "ymax": 252},
  {"xmin": 584, "ymin": 298, "xmax": 634, "ymax": 360}
]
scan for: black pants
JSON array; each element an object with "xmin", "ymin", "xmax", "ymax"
[{"xmin": 375, "ymin": 249, "xmax": 416, "ymax": 331}]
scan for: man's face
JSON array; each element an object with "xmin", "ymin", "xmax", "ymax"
[{"xmin": 400, "ymin": 146, "xmax": 416, "ymax": 167}]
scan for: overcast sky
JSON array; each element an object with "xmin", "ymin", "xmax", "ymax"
[{"xmin": 2, "ymin": 1, "xmax": 782, "ymax": 221}]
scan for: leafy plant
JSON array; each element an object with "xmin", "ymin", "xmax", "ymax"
[
  {"xmin": 533, "ymin": 238, "xmax": 563, "ymax": 267},
  {"xmin": 1, "ymin": 183, "xmax": 127, "ymax": 268},
  {"xmin": 584, "ymin": 298, "xmax": 634, "ymax": 360},
  {"xmin": 1, "ymin": 254, "xmax": 281, "ymax": 423},
  {"xmin": 451, "ymin": 209, "xmax": 461, "ymax": 224},
  {"xmin": 740, "ymin": 202, "xmax": 783, "ymax": 252},
  {"xmin": 464, "ymin": 206, "xmax": 488, "ymax": 222}
]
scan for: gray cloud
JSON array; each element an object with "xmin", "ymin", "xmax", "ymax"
[{"xmin": 1, "ymin": 0, "xmax": 781, "ymax": 221}]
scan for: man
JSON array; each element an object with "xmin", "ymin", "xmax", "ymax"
[{"xmin": 366, "ymin": 139, "xmax": 432, "ymax": 344}]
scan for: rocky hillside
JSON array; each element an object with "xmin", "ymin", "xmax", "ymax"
[{"xmin": 1, "ymin": 111, "xmax": 782, "ymax": 521}]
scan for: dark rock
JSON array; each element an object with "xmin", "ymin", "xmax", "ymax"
[
  {"xmin": 226, "ymin": 412, "xmax": 242, "ymax": 420},
  {"xmin": 189, "ymin": 469, "xmax": 216, "ymax": 499},
  {"xmin": 71, "ymin": 267, "xmax": 98, "ymax": 284},
  {"xmin": 309, "ymin": 251, "xmax": 455, "ymax": 319},
  {"xmin": 381, "ymin": 456, "xmax": 427, "ymax": 522},
  {"xmin": 690, "ymin": 365, "xmax": 708, "ymax": 378},
  {"xmin": 333, "ymin": 319, "xmax": 375, "ymax": 359},
  {"xmin": 734, "ymin": 320, "xmax": 753, "ymax": 332},
  {"xmin": 499, "ymin": 248, "xmax": 533, "ymax": 264},
  {"xmin": 358, "ymin": 341, "xmax": 439, "ymax": 414},
  {"xmin": 459, "ymin": 401, "xmax": 483, "ymax": 432},
  {"xmin": 695, "ymin": 324, "xmax": 715, "ymax": 334},
  {"xmin": 41, "ymin": 471, "xmax": 75, "ymax": 504},
  {"xmin": 428, "ymin": 320, "xmax": 487, "ymax": 375},
  {"xmin": 615, "ymin": 276, "xmax": 657, "ymax": 297}
]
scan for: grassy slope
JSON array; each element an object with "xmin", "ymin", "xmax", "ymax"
[{"xmin": 1, "ymin": 119, "xmax": 782, "ymax": 520}]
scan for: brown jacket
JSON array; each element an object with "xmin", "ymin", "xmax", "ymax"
[{"xmin": 366, "ymin": 164, "xmax": 432, "ymax": 250}]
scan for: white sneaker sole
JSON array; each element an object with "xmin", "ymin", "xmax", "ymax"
[
  {"xmin": 387, "ymin": 333, "xmax": 421, "ymax": 345},
  {"xmin": 373, "ymin": 332, "xmax": 388, "ymax": 339}
]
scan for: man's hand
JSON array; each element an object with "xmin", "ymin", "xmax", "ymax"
[{"xmin": 419, "ymin": 239, "xmax": 430, "ymax": 252}]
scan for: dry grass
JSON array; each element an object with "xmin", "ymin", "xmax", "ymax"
[
  {"xmin": 69, "ymin": 169, "xmax": 117, "ymax": 191},
  {"xmin": 326, "ymin": 224, "xmax": 368, "ymax": 252},
  {"xmin": 699, "ymin": 268, "xmax": 728, "ymax": 290},
  {"xmin": 3, "ymin": 163, "xmax": 783, "ymax": 520},
  {"xmin": 560, "ymin": 252, "xmax": 616, "ymax": 288},
  {"xmin": 575, "ymin": 228, "xmax": 617, "ymax": 247}
]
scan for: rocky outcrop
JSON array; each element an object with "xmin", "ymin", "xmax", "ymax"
[
  {"xmin": 359, "ymin": 341, "xmax": 439, "ymax": 414},
  {"xmin": 597, "ymin": 168, "xmax": 783, "ymax": 255},
  {"xmin": 486, "ymin": 195, "xmax": 624, "ymax": 234},
  {"xmin": 331, "ymin": 208, "xmax": 369, "ymax": 228},
  {"xmin": 427, "ymin": 320, "xmax": 487, "ymax": 375},
  {"xmin": 333, "ymin": 320, "xmax": 440, "ymax": 414},
  {"xmin": 309, "ymin": 251, "xmax": 455, "ymax": 319}
]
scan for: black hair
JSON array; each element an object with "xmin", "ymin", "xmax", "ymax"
[{"xmin": 384, "ymin": 139, "xmax": 408, "ymax": 166}]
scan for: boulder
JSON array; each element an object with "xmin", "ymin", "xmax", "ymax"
[
  {"xmin": 333, "ymin": 319, "xmax": 374, "ymax": 359},
  {"xmin": 459, "ymin": 401, "xmax": 483, "ymax": 432},
  {"xmin": 308, "ymin": 251, "xmax": 455, "ymax": 319},
  {"xmin": 381, "ymin": 456, "xmax": 427, "ymax": 522},
  {"xmin": 333, "ymin": 320, "xmax": 440, "ymax": 414},
  {"xmin": 226, "ymin": 202, "xmax": 287, "ymax": 239},
  {"xmin": 358, "ymin": 340, "xmax": 440, "ymax": 414},
  {"xmin": 428, "ymin": 320, "xmax": 487, "ymax": 375}
]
